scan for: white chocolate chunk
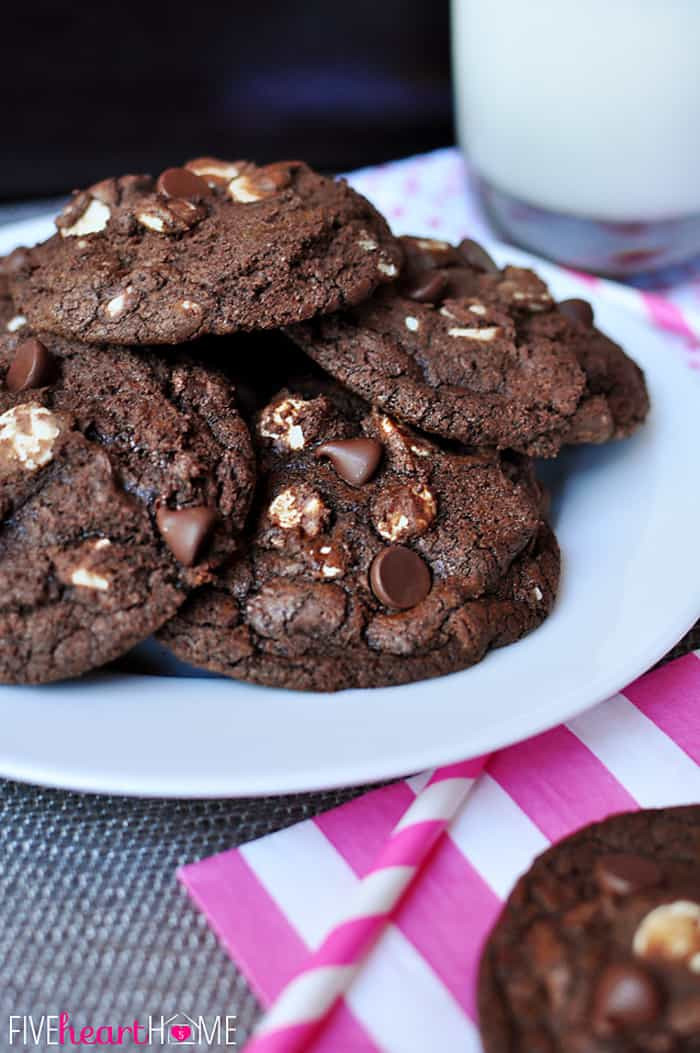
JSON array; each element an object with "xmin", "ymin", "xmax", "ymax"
[
  {"xmin": 60, "ymin": 199, "xmax": 111, "ymax": 238},
  {"xmin": 321, "ymin": 564, "xmax": 342, "ymax": 579},
  {"xmin": 415, "ymin": 238, "xmax": 449, "ymax": 250},
  {"xmin": 269, "ymin": 487, "xmax": 327, "ymax": 536},
  {"xmin": 105, "ymin": 293, "xmax": 126, "ymax": 319},
  {"xmin": 404, "ymin": 316, "xmax": 420, "ymax": 332},
  {"xmin": 6, "ymin": 315, "xmax": 27, "ymax": 333},
  {"xmin": 378, "ymin": 260, "xmax": 398, "ymax": 277},
  {"xmin": 135, "ymin": 211, "xmax": 166, "ymax": 233},
  {"xmin": 228, "ymin": 175, "xmax": 264, "ymax": 202},
  {"xmin": 634, "ymin": 901, "xmax": 700, "ymax": 970},
  {"xmin": 448, "ymin": 326, "xmax": 501, "ymax": 341},
  {"xmin": 258, "ymin": 397, "xmax": 307, "ymax": 451},
  {"xmin": 0, "ymin": 403, "xmax": 62, "ymax": 474},
  {"xmin": 374, "ymin": 485, "xmax": 437, "ymax": 541},
  {"xmin": 187, "ymin": 159, "xmax": 241, "ymax": 182},
  {"xmin": 70, "ymin": 567, "xmax": 110, "ymax": 591}
]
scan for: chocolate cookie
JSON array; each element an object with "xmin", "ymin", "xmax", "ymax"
[
  {"xmin": 478, "ymin": 806, "xmax": 700, "ymax": 1053},
  {"xmin": 0, "ymin": 258, "xmax": 27, "ymax": 335},
  {"xmin": 556, "ymin": 297, "xmax": 650, "ymax": 445},
  {"xmin": 7, "ymin": 160, "xmax": 402, "ymax": 346},
  {"xmin": 158, "ymin": 380, "xmax": 559, "ymax": 691},
  {"xmin": 0, "ymin": 328, "xmax": 255, "ymax": 683},
  {"xmin": 289, "ymin": 237, "xmax": 649, "ymax": 456}
]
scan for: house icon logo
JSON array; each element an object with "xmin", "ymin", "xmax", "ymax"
[
  {"xmin": 163, "ymin": 1010, "xmax": 196, "ymax": 1044},
  {"xmin": 163, "ymin": 1013, "xmax": 198, "ymax": 1044}
]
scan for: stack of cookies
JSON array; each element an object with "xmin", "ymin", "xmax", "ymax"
[{"xmin": 0, "ymin": 159, "xmax": 649, "ymax": 689}]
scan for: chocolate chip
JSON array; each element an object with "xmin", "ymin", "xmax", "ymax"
[
  {"xmin": 156, "ymin": 506, "xmax": 217, "ymax": 566},
  {"xmin": 315, "ymin": 438, "xmax": 382, "ymax": 486},
  {"xmin": 457, "ymin": 238, "xmax": 499, "ymax": 273},
  {"xmin": 370, "ymin": 546, "xmax": 431, "ymax": 609},
  {"xmin": 443, "ymin": 267, "xmax": 480, "ymax": 299},
  {"xmin": 595, "ymin": 854, "xmax": 662, "ymax": 897},
  {"xmin": 156, "ymin": 167, "xmax": 211, "ymax": 202},
  {"xmin": 559, "ymin": 298, "xmax": 595, "ymax": 326},
  {"xmin": 6, "ymin": 338, "xmax": 56, "ymax": 392},
  {"xmin": 593, "ymin": 962, "xmax": 662, "ymax": 1032},
  {"xmin": 402, "ymin": 270, "xmax": 448, "ymax": 303},
  {"xmin": 401, "ymin": 237, "xmax": 462, "ymax": 270},
  {"xmin": 185, "ymin": 156, "xmax": 238, "ymax": 187}
]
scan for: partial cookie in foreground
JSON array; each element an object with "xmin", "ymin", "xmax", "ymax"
[
  {"xmin": 0, "ymin": 328, "xmax": 255, "ymax": 683},
  {"xmin": 289, "ymin": 236, "xmax": 649, "ymax": 456},
  {"xmin": 478, "ymin": 805, "xmax": 700, "ymax": 1053},
  {"xmin": 158, "ymin": 380, "xmax": 559, "ymax": 691},
  {"xmin": 7, "ymin": 160, "xmax": 402, "ymax": 345}
]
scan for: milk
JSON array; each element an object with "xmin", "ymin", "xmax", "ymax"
[{"xmin": 452, "ymin": 0, "xmax": 700, "ymax": 222}]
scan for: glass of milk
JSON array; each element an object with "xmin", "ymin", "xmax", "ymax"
[{"xmin": 451, "ymin": 0, "xmax": 700, "ymax": 275}]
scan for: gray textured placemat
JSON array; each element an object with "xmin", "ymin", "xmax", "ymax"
[
  {"xmin": 0, "ymin": 201, "xmax": 697, "ymax": 1051},
  {"xmin": 0, "ymin": 780, "xmax": 379, "ymax": 1049}
]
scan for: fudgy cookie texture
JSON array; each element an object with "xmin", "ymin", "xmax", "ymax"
[
  {"xmin": 0, "ymin": 258, "xmax": 27, "ymax": 334},
  {"xmin": 0, "ymin": 327, "xmax": 255, "ymax": 683},
  {"xmin": 158, "ymin": 379, "xmax": 559, "ymax": 691},
  {"xmin": 478, "ymin": 806, "xmax": 700, "ymax": 1053},
  {"xmin": 7, "ymin": 159, "xmax": 403, "ymax": 345},
  {"xmin": 289, "ymin": 236, "xmax": 649, "ymax": 456}
]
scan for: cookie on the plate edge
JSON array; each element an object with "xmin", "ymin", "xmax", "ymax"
[
  {"xmin": 289, "ymin": 236, "xmax": 649, "ymax": 456},
  {"xmin": 478, "ymin": 805, "xmax": 700, "ymax": 1052},
  {"xmin": 7, "ymin": 159, "xmax": 403, "ymax": 345},
  {"xmin": 0, "ymin": 327, "xmax": 255, "ymax": 683},
  {"xmin": 158, "ymin": 378, "xmax": 559, "ymax": 691}
]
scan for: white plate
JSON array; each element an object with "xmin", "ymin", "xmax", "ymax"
[{"xmin": 0, "ymin": 216, "xmax": 699, "ymax": 797}]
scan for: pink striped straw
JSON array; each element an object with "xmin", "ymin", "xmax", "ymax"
[{"xmin": 244, "ymin": 755, "xmax": 489, "ymax": 1053}]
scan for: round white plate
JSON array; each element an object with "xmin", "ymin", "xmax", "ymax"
[{"xmin": 1, "ymin": 217, "xmax": 699, "ymax": 797}]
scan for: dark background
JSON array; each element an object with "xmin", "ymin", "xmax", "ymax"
[{"xmin": 2, "ymin": 0, "xmax": 452, "ymax": 200}]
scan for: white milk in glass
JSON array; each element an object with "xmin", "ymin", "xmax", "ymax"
[{"xmin": 451, "ymin": 0, "xmax": 700, "ymax": 274}]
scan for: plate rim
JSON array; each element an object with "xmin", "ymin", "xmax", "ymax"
[{"xmin": 0, "ymin": 219, "xmax": 698, "ymax": 797}]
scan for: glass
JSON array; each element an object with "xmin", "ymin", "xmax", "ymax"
[{"xmin": 451, "ymin": 0, "xmax": 700, "ymax": 276}]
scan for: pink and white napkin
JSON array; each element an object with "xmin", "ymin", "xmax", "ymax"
[
  {"xmin": 181, "ymin": 652, "xmax": 700, "ymax": 1052},
  {"xmin": 179, "ymin": 150, "xmax": 700, "ymax": 1052}
]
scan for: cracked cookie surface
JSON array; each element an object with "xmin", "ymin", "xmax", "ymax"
[
  {"xmin": 289, "ymin": 236, "xmax": 649, "ymax": 456},
  {"xmin": 479, "ymin": 806, "xmax": 700, "ymax": 1053},
  {"xmin": 0, "ymin": 327, "xmax": 255, "ymax": 683},
  {"xmin": 158, "ymin": 378, "xmax": 559, "ymax": 691},
  {"xmin": 7, "ymin": 160, "xmax": 402, "ymax": 346}
]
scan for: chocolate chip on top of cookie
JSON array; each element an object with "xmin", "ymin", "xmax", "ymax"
[
  {"xmin": 0, "ymin": 326, "xmax": 255, "ymax": 684},
  {"xmin": 7, "ymin": 160, "xmax": 403, "ymax": 346},
  {"xmin": 479, "ymin": 805, "xmax": 700, "ymax": 1052},
  {"xmin": 289, "ymin": 235, "xmax": 649, "ymax": 457},
  {"xmin": 158, "ymin": 376, "xmax": 558, "ymax": 692}
]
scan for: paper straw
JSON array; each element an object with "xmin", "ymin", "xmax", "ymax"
[{"xmin": 244, "ymin": 755, "xmax": 490, "ymax": 1053}]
